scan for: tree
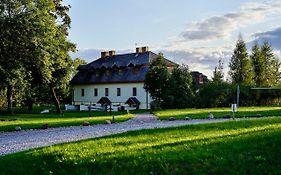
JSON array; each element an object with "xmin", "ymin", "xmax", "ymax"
[
  {"xmin": 250, "ymin": 42, "xmax": 265, "ymax": 87},
  {"xmin": 212, "ymin": 58, "xmax": 224, "ymax": 83},
  {"xmin": 144, "ymin": 53, "xmax": 169, "ymax": 108},
  {"xmin": 229, "ymin": 36, "xmax": 254, "ymax": 85},
  {"xmin": 163, "ymin": 65, "xmax": 194, "ymax": 108},
  {"xmin": 0, "ymin": 0, "xmax": 34, "ymax": 113},
  {"xmin": 260, "ymin": 42, "xmax": 281, "ymax": 86},
  {"xmin": 0, "ymin": 0, "xmax": 75, "ymax": 113},
  {"xmin": 250, "ymin": 41, "xmax": 281, "ymax": 87}
]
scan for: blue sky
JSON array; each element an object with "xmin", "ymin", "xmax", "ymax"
[{"xmin": 65, "ymin": 0, "xmax": 281, "ymax": 78}]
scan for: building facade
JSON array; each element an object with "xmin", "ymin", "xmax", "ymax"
[{"xmin": 70, "ymin": 47, "xmax": 176, "ymax": 109}]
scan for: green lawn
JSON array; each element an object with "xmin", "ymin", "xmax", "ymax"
[
  {"xmin": 1, "ymin": 117, "xmax": 281, "ymax": 175},
  {"xmin": 0, "ymin": 111, "xmax": 133, "ymax": 132},
  {"xmin": 154, "ymin": 106, "xmax": 281, "ymax": 120}
]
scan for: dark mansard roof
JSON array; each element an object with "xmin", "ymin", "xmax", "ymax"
[{"xmin": 70, "ymin": 51, "xmax": 176, "ymax": 85}]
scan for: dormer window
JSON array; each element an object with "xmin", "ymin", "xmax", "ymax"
[
  {"xmin": 106, "ymin": 70, "xmax": 111, "ymax": 76},
  {"xmin": 127, "ymin": 62, "xmax": 135, "ymax": 67},
  {"xmin": 132, "ymin": 67, "xmax": 140, "ymax": 75},
  {"xmin": 118, "ymin": 69, "xmax": 123, "ymax": 75},
  {"xmin": 112, "ymin": 63, "xmax": 118, "ymax": 69}
]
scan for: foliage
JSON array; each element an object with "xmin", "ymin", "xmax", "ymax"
[
  {"xmin": 196, "ymin": 82, "xmax": 235, "ymax": 108},
  {"xmin": 163, "ymin": 65, "xmax": 194, "ymax": 108},
  {"xmin": 154, "ymin": 106, "xmax": 281, "ymax": 120},
  {"xmin": 229, "ymin": 36, "xmax": 254, "ymax": 85},
  {"xmin": 1, "ymin": 117, "xmax": 281, "ymax": 175},
  {"xmin": 251, "ymin": 42, "xmax": 281, "ymax": 87},
  {"xmin": 144, "ymin": 53, "xmax": 169, "ymax": 108},
  {"xmin": 260, "ymin": 42, "xmax": 281, "ymax": 86},
  {"xmin": 212, "ymin": 58, "xmax": 224, "ymax": 83},
  {"xmin": 0, "ymin": 0, "xmax": 76, "ymax": 114}
]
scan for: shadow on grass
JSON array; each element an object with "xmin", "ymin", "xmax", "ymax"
[{"xmin": 1, "ymin": 118, "xmax": 281, "ymax": 175}]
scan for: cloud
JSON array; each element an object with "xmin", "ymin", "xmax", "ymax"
[
  {"xmin": 159, "ymin": 49, "xmax": 232, "ymax": 78},
  {"xmin": 252, "ymin": 26, "xmax": 281, "ymax": 50},
  {"xmin": 181, "ymin": 1, "xmax": 281, "ymax": 41}
]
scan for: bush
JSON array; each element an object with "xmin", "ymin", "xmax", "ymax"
[{"xmin": 195, "ymin": 82, "xmax": 281, "ymax": 108}]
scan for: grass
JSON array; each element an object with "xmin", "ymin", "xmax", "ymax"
[
  {"xmin": 154, "ymin": 106, "xmax": 281, "ymax": 120},
  {"xmin": 0, "ymin": 111, "xmax": 133, "ymax": 132},
  {"xmin": 0, "ymin": 117, "xmax": 281, "ymax": 175}
]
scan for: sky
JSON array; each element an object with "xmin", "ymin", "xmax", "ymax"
[{"xmin": 64, "ymin": 0, "xmax": 281, "ymax": 78}]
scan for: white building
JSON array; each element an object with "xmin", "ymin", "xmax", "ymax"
[{"xmin": 70, "ymin": 47, "xmax": 176, "ymax": 110}]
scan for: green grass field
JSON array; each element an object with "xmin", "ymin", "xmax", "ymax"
[
  {"xmin": 154, "ymin": 106, "xmax": 281, "ymax": 120},
  {"xmin": 0, "ymin": 117, "xmax": 280, "ymax": 175},
  {"xmin": 0, "ymin": 111, "xmax": 133, "ymax": 132}
]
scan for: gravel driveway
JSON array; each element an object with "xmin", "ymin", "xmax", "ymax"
[{"xmin": 0, "ymin": 114, "xmax": 231, "ymax": 156}]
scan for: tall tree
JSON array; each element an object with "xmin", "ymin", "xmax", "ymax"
[
  {"xmin": 164, "ymin": 65, "xmax": 194, "ymax": 108},
  {"xmin": 0, "ymin": 0, "xmax": 75, "ymax": 113},
  {"xmin": 212, "ymin": 58, "xmax": 224, "ymax": 83},
  {"xmin": 250, "ymin": 42, "xmax": 265, "ymax": 87},
  {"xmin": 251, "ymin": 41, "xmax": 281, "ymax": 87},
  {"xmin": 260, "ymin": 42, "xmax": 281, "ymax": 86},
  {"xmin": 144, "ymin": 53, "xmax": 169, "ymax": 108},
  {"xmin": 229, "ymin": 35, "xmax": 254, "ymax": 85},
  {"xmin": 0, "ymin": 0, "xmax": 34, "ymax": 113}
]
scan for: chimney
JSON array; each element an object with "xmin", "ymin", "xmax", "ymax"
[
  {"xmin": 141, "ymin": 46, "xmax": 149, "ymax": 52},
  {"xmin": 136, "ymin": 47, "xmax": 141, "ymax": 53},
  {"xmin": 109, "ymin": 50, "xmax": 116, "ymax": 56},
  {"xmin": 101, "ymin": 51, "xmax": 109, "ymax": 58}
]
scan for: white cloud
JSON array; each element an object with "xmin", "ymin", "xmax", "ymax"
[{"xmin": 181, "ymin": 1, "xmax": 281, "ymax": 41}]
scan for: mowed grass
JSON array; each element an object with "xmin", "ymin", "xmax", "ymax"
[
  {"xmin": 0, "ymin": 117, "xmax": 281, "ymax": 175},
  {"xmin": 154, "ymin": 106, "xmax": 281, "ymax": 120},
  {"xmin": 0, "ymin": 111, "xmax": 133, "ymax": 132}
]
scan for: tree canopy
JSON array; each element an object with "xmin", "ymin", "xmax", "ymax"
[
  {"xmin": 0, "ymin": 0, "xmax": 76, "ymax": 113},
  {"xmin": 229, "ymin": 36, "xmax": 254, "ymax": 86}
]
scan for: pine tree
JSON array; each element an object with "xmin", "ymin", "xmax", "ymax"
[
  {"xmin": 212, "ymin": 58, "xmax": 224, "ymax": 82},
  {"xmin": 260, "ymin": 42, "xmax": 281, "ymax": 86},
  {"xmin": 229, "ymin": 36, "xmax": 254, "ymax": 85},
  {"xmin": 250, "ymin": 42, "xmax": 265, "ymax": 87}
]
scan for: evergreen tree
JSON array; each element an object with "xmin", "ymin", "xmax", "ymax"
[
  {"xmin": 144, "ymin": 53, "xmax": 169, "ymax": 108},
  {"xmin": 250, "ymin": 42, "xmax": 265, "ymax": 87},
  {"xmin": 260, "ymin": 42, "xmax": 281, "ymax": 86},
  {"xmin": 212, "ymin": 58, "xmax": 224, "ymax": 82},
  {"xmin": 229, "ymin": 36, "xmax": 254, "ymax": 85}
]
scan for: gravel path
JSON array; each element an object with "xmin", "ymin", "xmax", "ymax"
[{"xmin": 0, "ymin": 114, "xmax": 232, "ymax": 156}]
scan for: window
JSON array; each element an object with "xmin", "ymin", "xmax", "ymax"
[
  {"xmin": 94, "ymin": 88, "xmax": 98, "ymax": 96},
  {"xmin": 117, "ymin": 88, "xmax": 121, "ymax": 96},
  {"xmin": 105, "ymin": 88, "xmax": 109, "ymax": 96},
  {"xmin": 132, "ymin": 87, "xmax": 137, "ymax": 96},
  {"xmin": 81, "ymin": 89, "xmax": 85, "ymax": 97},
  {"xmin": 118, "ymin": 69, "xmax": 123, "ymax": 75}
]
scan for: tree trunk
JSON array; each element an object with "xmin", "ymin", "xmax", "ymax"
[
  {"xmin": 27, "ymin": 98, "xmax": 33, "ymax": 112},
  {"xmin": 50, "ymin": 84, "xmax": 61, "ymax": 114},
  {"xmin": 7, "ymin": 84, "xmax": 14, "ymax": 114}
]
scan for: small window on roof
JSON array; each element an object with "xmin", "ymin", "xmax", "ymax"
[
  {"xmin": 118, "ymin": 69, "xmax": 123, "ymax": 75},
  {"xmin": 106, "ymin": 70, "xmax": 111, "ymax": 76}
]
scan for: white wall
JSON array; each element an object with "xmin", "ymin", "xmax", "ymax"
[{"xmin": 72, "ymin": 83, "xmax": 152, "ymax": 109}]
